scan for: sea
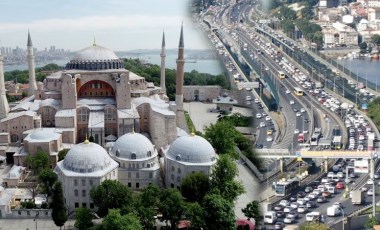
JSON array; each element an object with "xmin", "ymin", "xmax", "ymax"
[
  {"xmin": 4, "ymin": 52, "xmax": 225, "ymax": 76},
  {"xmin": 336, "ymin": 58, "xmax": 380, "ymax": 86}
]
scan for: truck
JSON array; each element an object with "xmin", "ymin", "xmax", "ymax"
[
  {"xmin": 327, "ymin": 206, "xmax": 341, "ymax": 217},
  {"xmin": 368, "ymin": 132, "xmax": 375, "ymax": 151},
  {"xmin": 315, "ymin": 81, "xmax": 323, "ymax": 89},
  {"xmin": 352, "ymin": 190, "xmax": 364, "ymax": 205}
]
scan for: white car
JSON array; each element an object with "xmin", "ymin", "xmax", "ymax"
[
  {"xmin": 367, "ymin": 179, "xmax": 374, "ymax": 185},
  {"xmin": 367, "ymin": 189, "xmax": 374, "ymax": 196},
  {"xmin": 284, "ymin": 215, "xmax": 295, "ymax": 224},
  {"xmin": 267, "ymin": 136, "xmax": 273, "ymax": 142},
  {"xmin": 260, "ymin": 122, "xmax": 266, "ymax": 128},
  {"xmin": 265, "ymin": 116, "xmax": 271, "ymax": 121},
  {"xmin": 290, "ymin": 100, "xmax": 295, "ymax": 105},
  {"xmin": 286, "ymin": 89, "xmax": 291, "ymax": 94},
  {"xmin": 294, "ymin": 129, "xmax": 300, "ymax": 134},
  {"xmin": 290, "ymin": 202, "xmax": 299, "ymax": 209},
  {"xmin": 300, "ymin": 108, "xmax": 306, "ymax": 113},
  {"xmin": 284, "ymin": 206, "xmax": 294, "ymax": 213},
  {"xmin": 361, "ymin": 186, "xmax": 368, "ymax": 192},
  {"xmin": 280, "ymin": 200, "xmax": 290, "ymax": 207},
  {"xmin": 297, "ymin": 205, "xmax": 308, "ymax": 213},
  {"xmin": 296, "ymin": 112, "xmax": 302, "ymax": 117},
  {"xmin": 256, "ymin": 113, "xmax": 262, "ymax": 119},
  {"xmin": 297, "ymin": 199, "xmax": 306, "ymax": 205},
  {"xmin": 337, "ymin": 172, "xmax": 344, "ymax": 178},
  {"xmin": 254, "ymin": 98, "xmax": 260, "ymax": 103}
]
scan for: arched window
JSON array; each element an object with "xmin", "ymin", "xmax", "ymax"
[
  {"xmin": 147, "ymin": 151, "xmax": 152, "ymax": 157},
  {"xmin": 116, "ymin": 149, "xmax": 120, "ymax": 157},
  {"xmin": 131, "ymin": 153, "xmax": 136, "ymax": 160},
  {"xmin": 176, "ymin": 155, "xmax": 181, "ymax": 161},
  {"xmin": 74, "ymin": 190, "xmax": 78, "ymax": 197},
  {"xmin": 82, "ymin": 190, "xmax": 86, "ymax": 197},
  {"xmin": 177, "ymin": 168, "xmax": 181, "ymax": 174},
  {"xmin": 11, "ymin": 134, "xmax": 19, "ymax": 143},
  {"xmin": 105, "ymin": 107, "xmax": 116, "ymax": 121},
  {"xmin": 78, "ymin": 108, "xmax": 89, "ymax": 122}
]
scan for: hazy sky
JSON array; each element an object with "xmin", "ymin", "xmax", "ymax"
[{"xmin": 0, "ymin": 0, "xmax": 211, "ymax": 51}]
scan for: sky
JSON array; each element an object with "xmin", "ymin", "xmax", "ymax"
[{"xmin": 0, "ymin": 0, "xmax": 211, "ymax": 51}]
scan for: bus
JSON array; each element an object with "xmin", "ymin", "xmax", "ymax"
[
  {"xmin": 331, "ymin": 136, "xmax": 342, "ymax": 150},
  {"xmin": 310, "ymin": 128, "xmax": 322, "ymax": 146},
  {"xmin": 278, "ymin": 71, "xmax": 286, "ymax": 79},
  {"xmin": 275, "ymin": 180, "xmax": 299, "ymax": 196},
  {"xmin": 294, "ymin": 87, "xmax": 304, "ymax": 96}
]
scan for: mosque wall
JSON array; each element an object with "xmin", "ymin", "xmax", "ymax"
[{"xmin": 183, "ymin": 85, "xmax": 222, "ymax": 102}]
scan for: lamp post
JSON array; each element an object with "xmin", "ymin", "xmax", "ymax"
[
  {"xmin": 372, "ymin": 152, "xmax": 377, "ymax": 218},
  {"xmin": 339, "ymin": 207, "xmax": 345, "ymax": 230}
]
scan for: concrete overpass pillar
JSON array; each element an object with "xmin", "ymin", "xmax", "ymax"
[
  {"xmin": 279, "ymin": 157, "xmax": 284, "ymax": 173},
  {"xmin": 324, "ymin": 159, "xmax": 328, "ymax": 173}
]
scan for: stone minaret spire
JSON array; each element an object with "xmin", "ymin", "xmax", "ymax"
[
  {"xmin": 160, "ymin": 31, "xmax": 166, "ymax": 95},
  {"xmin": 27, "ymin": 31, "xmax": 37, "ymax": 96},
  {"xmin": 0, "ymin": 42, "xmax": 10, "ymax": 119},
  {"xmin": 175, "ymin": 24, "xmax": 185, "ymax": 110}
]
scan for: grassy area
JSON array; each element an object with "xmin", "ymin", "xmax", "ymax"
[
  {"xmin": 184, "ymin": 111, "xmax": 196, "ymax": 133},
  {"xmin": 363, "ymin": 206, "xmax": 380, "ymax": 215}
]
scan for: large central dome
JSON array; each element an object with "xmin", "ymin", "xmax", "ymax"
[{"xmin": 66, "ymin": 44, "xmax": 124, "ymax": 70}]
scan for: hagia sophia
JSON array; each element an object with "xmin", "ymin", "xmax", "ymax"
[{"xmin": 0, "ymin": 26, "xmax": 218, "ymax": 214}]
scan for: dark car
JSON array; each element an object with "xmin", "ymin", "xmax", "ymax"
[
  {"xmin": 276, "ymin": 211, "xmax": 286, "ymax": 218},
  {"xmin": 305, "ymin": 186, "xmax": 313, "ymax": 193},
  {"xmin": 290, "ymin": 196, "xmax": 297, "ymax": 202},
  {"xmin": 297, "ymin": 191, "xmax": 306, "ymax": 198},
  {"xmin": 274, "ymin": 221, "xmax": 285, "ymax": 230},
  {"xmin": 257, "ymin": 144, "xmax": 263, "ymax": 149}
]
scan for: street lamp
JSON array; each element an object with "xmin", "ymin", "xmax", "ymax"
[{"xmin": 339, "ymin": 207, "xmax": 345, "ymax": 230}]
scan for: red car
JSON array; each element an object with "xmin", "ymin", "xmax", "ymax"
[{"xmin": 336, "ymin": 182, "xmax": 345, "ymax": 189}]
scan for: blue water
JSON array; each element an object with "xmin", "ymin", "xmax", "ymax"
[{"xmin": 337, "ymin": 58, "xmax": 380, "ymax": 86}]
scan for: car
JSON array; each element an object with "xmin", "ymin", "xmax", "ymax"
[
  {"xmin": 286, "ymin": 89, "xmax": 291, "ymax": 94},
  {"xmin": 265, "ymin": 116, "xmax": 271, "ymax": 121},
  {"xmin": 312, "ymin": 189, "xmax": 322, "ymax": 196},
  {"xmin": 297, "ymin": 191, "xmax": 306, "ymax": 198},
  {"xmin": 304, "ymin": 196, "xmax": 311, "ymax": 202},
  {"xmin": 273, "ymin": 205, "xmax": 284, "ymax": 211},
  {"xmin": 276, "ymin": 211, "xmax": 286, "ymax": 218},
  {"xmin": 287, "ymin": 211, "xmax": 299, "ymax": 219},
  {"xmin": 297, "ymin": 198, "xmax": 306, "ymax": 205},
  {"xmin": 283, "ymin": 206, "xmax": 294, "ymax": 213},
  {"xmin": 375, "ymin": 173, "xmax": 380, "ymax": 179},
  {"xmin": 305, "ymin": 186, "xmax": 313, "ymax": 193},
  {"xmin": 254, "ymin": 98, "xmax": 260, "ymax": 103},
  {"xmin": 293, "ymin": 107, "xmax": 299, "ymax": 112},
  {"xmin": 267, "ymin": 136, "xmax": 273, "ymax": 142},
  {"xmin": 296, "ymin": 112, "xmax": 302, "ymax": 117},
  {"xmin": 307, "ymin": 193, "xmax": 317, "ymax": 200},
  {"xmin": 267, "ymin": 129, "xmax": 273, "ymax": 135},
  {"xmin": 284, "ymin": 215, "xmax": 295, "ymax": 224},
  {"xmin": 322, "ymin": 191, "xmax": 331, "ymax": 198},
  {"xmin": 350, "ymin": 173, "xmax": 357, "ymax": 178},
  {"xmin": 274, "ymin": 221, "xmax": 285, "ymax": 230},
  {"xmin": 361, "ymin": 186, "xmax": 369, "ymax": 192},
  {"xmin": 367, "ymin": 179, "xmax": 374, "ymax": 185},
  {"xmin": 333, "ymin": 202, "xmax": 343, "ymax": 209},
  {"xmin": 262, "ymin": 112, "xmax": 267, "ymax": 117},
  {"xmin": 257, "ymin": 144, "xmax": 263, "ymax": 149},
  {"xmin": 294, "ymin": 129, "xmax": 300, "ymax": 134},
  {"xmin": 290, "ymin": 100, "xmax": 295, "ymax": 105},
  {"xmin": 256, "ymin": 113, "xmax": 262, "ymax": 119},
  {"xmin": 336, "ymin": 182, "xmax": 345, "ymax": 189},
  {"xmin": 260, "ymin": 122, "xmax": 266, "ymax": 128},
  {"xmin": 317, "ymin": 196, "xmax": 327, "ymax": 203},
  {"xmin": 367, "ymin": 189, "xmax": 374, "ymax": 196},
  {"xmin": 337, "ymin": 172, "xmax": 344, "ymax": 178},
  {"xmin": 279, "ymin": 200, "xmax": 290, "ymax": 207},
  {"xmin": 297, "ymin": 205, "xmax": 308, "ymax": 213},
  {"xmin": 290, "ymin": 202, "xmax": 299, "ymax": 209},
  {"xmin": 300, "ymin": 108, "xmax": 306, "ymax": 113},
  {"xmin": 306, "ymin": 201, "xmax": 316, "ymax": 208},
  {"xmin": 246, "ymin": 101, "xmax": 251, "ymax": 105}
]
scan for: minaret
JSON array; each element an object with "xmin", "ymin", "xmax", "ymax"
[
  {"xmin": 0, "ymin": 42, "xmax": 10, "ymax": 119},
  {"xmin": 160, "ymin": 31, "xmax": 166, "ymax": 95},
  {"xmin": 175, "ymin": 24, "xmax": 185, "ymax": 110},
  {"xmin": 27, "ymin": 31, "xmax": 37, "ymax": 96}
]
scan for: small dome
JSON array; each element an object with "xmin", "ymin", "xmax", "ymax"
[
  {"xmin": 26, "ymin": 128, "xmax": 61, "ymax": 142},
  {"xmin": 63, "ymin": 142, "xmax": 114, "ymax": 173},
  {"xmin": 110, "ymin": 132, "xmax": 155, "ymax": 160},
  {"xmin": 167, "ymin": 135, "xmax": 216, "ymax": 164},
  {"xmin": 72, "ymin": 45, "xmax": 119, "ymax": 61}
]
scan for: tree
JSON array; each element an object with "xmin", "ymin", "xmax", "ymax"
[
  {"xmin": 90, "ymin": 180, "xmax": 133, "ymax": 217},
  {"xmin": 210, "ymin": 154, "xmax": 245, "ymax": 202},
  {"xmin": 26, "ymin": 150, "xmax": 50, "ymax": 174},
  {"xmin": 299, "ymin": 221, "xmax": 330, "ymax": 230},
  {"xmin": 133, "ymin": 184, "xmax": 161, "ymax": 229},
  {"xmin": 180, "ymin": 172, "xmax": 210, "ymax": 203},
  {"xmin": 51, "ymin": 182, "xmax": 67, "ymax": 229},
  {"xmin": 242, "ymin": 201, "xmax": 262, "ymax": 222},
  {"xmin": 74, "ymin": 208, "xmax": 93, "ymax": 230},
  {"xmin": 58, "ymin": 149, "xmax": 69, "ymax": 161},
  {"xmin": 101, "ymin": 209, "xmax": 143, "ymax": 230},
  {"xmin": 365, "ymin": 216, "xmax": 379, "ymax": 229},
  {"xmin": 38, "ymin": 169, "xmax": 58, "ymax": 195},
  {"xmin": 158, "ymin": 188, "xmax": 185, "ymax": 229},
  {"xmin": 204, "ymin": 120, "xmax": 237, "ymax": 155},
  {"xmin": 371, "ymin": 34, "xmax": 380, "ymax": 45},
  {"xmin": 183, "ymin": 202, "xmax": 206, "ymax": 230},
  {"xmin": 359, "ymin": 42, "xmax": 368, "ymax": 51},
  {"xmin": 203, "ymin": 193, "xmax": 236, "ymax": 230}
]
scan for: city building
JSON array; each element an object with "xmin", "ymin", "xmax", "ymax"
[
  {"xmin": 54, "ymin": 139, "xmax": 119, "ymax": 213},
  {"xmin": 322, "ymin": 22, "xmax": 359, "ymax": 47},
  {"xmin": 212, "ymin": 93, "xmax": 238, "ymax": 113}
]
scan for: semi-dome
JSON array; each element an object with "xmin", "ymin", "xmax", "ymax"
[
  {"xmin": 110, "ymin": 132, "xmax": 155, "ymax": 160},
  {"xmin": 167, "ymin": 134, "xmax": 216, "ymax": 164},
  {"xmin": 25, "ymin": 128, "xmax": 61, "ymax": 142},
  {"xmin": 63, "ymin": 141, "xmax": 114, "ymax": 173},
  {"xmin": 66, "ymin": 44, "xmax": 123, "ymax": 70}
]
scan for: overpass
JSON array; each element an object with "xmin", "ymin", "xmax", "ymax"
[{"xmin": 256, "ymin": 149, "xmax": 379, "ymax": 172}]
